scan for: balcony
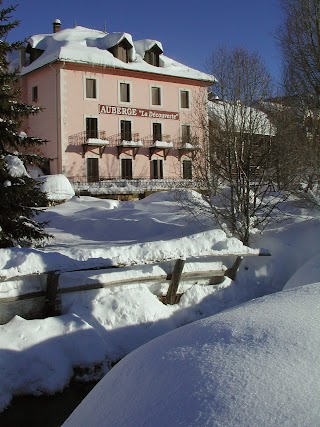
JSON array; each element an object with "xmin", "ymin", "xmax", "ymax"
[
  {"xmin": 141, "ymin": 134, "xmax": 174, "ymax": 159},
  {"xmin": 68, "ymin": 130, "xmax": 200, "ymax": 160},
  {"xmin": 107, "ymin": 132, "xmax": 142, "ymax": 158},
  {"xmin": 174, "ymin": 136, "xmax": 200, "ymax": 159},
  {"xmin": 68, "ymin": 130, "xmax": 109, "ymax": 158}
]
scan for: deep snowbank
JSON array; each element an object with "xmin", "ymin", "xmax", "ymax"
[
  {"xmin": 0, "ymin": 314, "xmax": 108, "ymax": 411},
  {"xmin": 63, "ymin": 283, "xmax": 320, "ymax": 427}
]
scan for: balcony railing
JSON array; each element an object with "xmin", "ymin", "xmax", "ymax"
[
  {"xmin": 68, "ymin": 131, "xmax": 201, "ymax": 151},
  {"xmin": 68, "ymin": 130, "xmax": 107, "ymax": 145},
  {"xmin": 141, "ymin": 134, "xmax": 173, "ymax": 147},
  {"xmin": 173, "ymin": 136, "xmax": 200, "ymax": 148},
  {"xmin": 107, "ymin": 132, "xmax": 141, "ymax": 146},
  {"xmin": 68, "ymin": 176, "xmax": 198, "ymax": 195}
]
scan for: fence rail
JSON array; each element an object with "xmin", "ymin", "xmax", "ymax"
[{"xmin": 0, "ymin": 250, "xmax": 270, "ymax": 324}]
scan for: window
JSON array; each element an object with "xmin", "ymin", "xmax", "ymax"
[
  {"xmin": 145, "ymin": 50, "xmax": 159, "ymax": 66},
  {"xmin": 86, "ymin": 78, "xmax": 97, "ymax": 99},
  {"xmin": 121, "ymin": 158, "xmax": 133, "ymax": 179},
  {"xmin": 181, "ymin": 124, "xmax": 191, "ymax": 144},
  {"xmin": 120, "ymin": 82, "xmax": 130, "ymax": 103},
  {"xmin": 182, "ymin": 160, "xmax": 192, "ymax": 179},
  {"xmin": 108, "ymin": 40, "xmax": 132, "ymax": 63},
  {"xmin": 151, "ymin": 159, "xmax": 163, "ymax": 179},
  {"xmin": 180, "ymin": 90, "xmax": 190, "ymax": 109},
  {"xmin": 87, "ymin": 158, "xmax": 99, "ymax": 182},
  {"xmin": 32, "ymin": 86, "xmax": 38, "ymax": 102},
  {"xmin": 121, "ymin": 120, "xmax": 132, "ymax": 141},
  {"xmin": 86, "ymin": 117, "xmax": 98, "ymax": 139},
  {"xmin": 117, "ymin": 45, "xmax": 129, "ymax": 63},
  {"xmin": 153, "ymin": 123, "xmax": 162, "ymax": 142},
  {"xmin": 144, "ymin": 45, "xmax": 162, "ymax": 67},
  {"xmin": 151, "ymin": 86, "xmax": 161, "ymax": 106}
]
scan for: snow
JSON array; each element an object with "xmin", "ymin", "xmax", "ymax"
[
  {"xmin": 134, "ymin": 39, "xmax": 163, "ymax": 57},
  {"xmin": 36, "ymin": 174, "xmax": 75, "ymax": 201},
  {"xmin": 4, "ymin": 154, "xmax": 29, "ymax": 178},
  {"xmin": 0, "ymin": 193, "xmax": 259, "ymax": 281},
  {"xmin": 119, "ymin": 140, "xmax": 143, "ymax": 146},
  {"xmin": 86, "ymin": 138, "xmax": 109, "ymax": 145},
  {"xmin": 62, "ymin": 283, "xmax": 320, "ymax": 427},
  {"xmin": 0, "ymin": 190, "xmax": 320, "ymax": 422},
  {"xmin": 209, "ymin": 99, "xmax": 276, "ymax": 136},
  {"xmin": 0, "ymin": 314, "xmax": 108, "ymax": 410},
  {"xmin": 21, "ymin": 26, "xmax": 216, "ymax": 83},
  {"xmin": 151, "ymin": 140, "xmax": 174, "ymax": 148},
  {"xmin": 283, "ymin": 254, "xmax": 320, "ymax": 290},
  {"xmin": 27, "ymin": 165, "xmax": 44, "ymax": 178}
]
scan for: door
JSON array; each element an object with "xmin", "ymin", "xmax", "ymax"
[
  {"xmin": 121, "ymin": 120, "xmax": 132, "ymax": 141},
  {"xmin": 182, "ymin": 160, "xmax": 192, "ymax": 179},
  {"xmin": 181, "ymin": 124, "xmax": 191, "ymax": 144},
  {"xmin": 86, "ymin": 117, "xmax": 98, "ymax": 139},
  {"xmin": 121, "ymin": 158, "xmax": 133, "ymax": 179},
  {"xmin": 87, "ymin": 158, "xmax": 99, "ymax": 182},
  {"xmin": 153, "ymin": 123, "xmax": 162, "ymax": 142},
  {"xmin": 151, "ymin": 159, "xmax": 163, "ymax": 179}
]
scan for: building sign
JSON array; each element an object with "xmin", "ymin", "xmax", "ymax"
[{"xmin": 99, "ymin": 104, "xmax": 180, "ymax": 120}]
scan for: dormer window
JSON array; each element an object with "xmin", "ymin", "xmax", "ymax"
[
  {"xmin": 144, "ymin": 45, "xmax": 163, "ymax": 67},
  {"xmin": 108, "ymin": 39, "xmax": 132, "ymax": 63},
  {"xmin": 26, "ymin": 44, "xmax": 44, "ymax": 64}
]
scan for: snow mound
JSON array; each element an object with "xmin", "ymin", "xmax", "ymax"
[
  {"xmin": 27, "ymin": 165, "xmax": 44, "ymax": 178},
  {"xmin": 283, "ymin": 253, "xmax": 320, "ymax": 290},
  {"xmin": 0, "ymin": 314, "xmax": 108, "ymax": 411},
  {"xmin": 63, "ymin": 283, "xmax": 320, "ymax": 427},
  {"xmin": 37, "ymin": 174, "xmax": 75, "ymax": 201},
  {"xmin": 4, "ymin": 155, "xmax": 29, "ymax": 178}
]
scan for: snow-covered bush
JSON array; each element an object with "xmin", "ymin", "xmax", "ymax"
[{"xmin": 37, "ymin": 174, "xmax": 75, "ymax": 203}]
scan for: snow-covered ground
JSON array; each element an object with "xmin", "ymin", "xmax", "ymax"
[
  {"xmin": 62, "ymin": 283, "xmax": 320, "ymax": 427},
  {"xmin": 0, "ymin": 190, "xmax": 320, "ymax": 423}
]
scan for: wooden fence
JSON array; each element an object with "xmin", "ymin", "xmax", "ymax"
[{"xmin": 0, "ymin": 250, "xmax": 270, "ymax": 324}]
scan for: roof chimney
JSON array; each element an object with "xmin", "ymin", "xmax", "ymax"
[{"xmin": 53, "ymin": 19, "xmax": 61, "ymax": 33}]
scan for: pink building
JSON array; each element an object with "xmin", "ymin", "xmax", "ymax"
[{"xmin": 20, "ymin": 21, "xmax": 215, "ymax": 195}]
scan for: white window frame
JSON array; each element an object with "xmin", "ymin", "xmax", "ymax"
[
  {"xmin": 179, "ymin": 88, "xmax": 191, "ymax": 110},
  {"xmin": 150, "ymin": 84, "xmax": 163, "ymax": 108},
  {"xmin": 118, "ymin": 80, "xmax": 132, "ymax": 104},
  {"xmin": 83, "ymin": 76, "xmax": 98, "ymax": 100}
]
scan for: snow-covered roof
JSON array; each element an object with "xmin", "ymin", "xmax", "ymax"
[
  {"xmin": 134, "ymin": 39, "xmax": 163, "ymax": 56},
  {"xmin": 21, "ymin": 26, "xmax": 216, "ymax": 84},
  {"xmin": 209, "ymin": 100, "xmax": 276, "ymax": 136}
]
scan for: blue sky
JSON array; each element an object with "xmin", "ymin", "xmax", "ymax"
[{"xmin": 7, "ymin": 0, "xmax": 283, "ymax": 82}]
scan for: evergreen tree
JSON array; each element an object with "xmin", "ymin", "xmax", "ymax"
[{"xmin": 0, "ymin": 2, "xmax": 50, "ymax": 247}]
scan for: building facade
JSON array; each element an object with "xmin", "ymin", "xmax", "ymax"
[{"xmin": 19, "ymin": 22, "xmax": 215, "ymax": 193}]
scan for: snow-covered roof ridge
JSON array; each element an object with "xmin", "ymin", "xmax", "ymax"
[
  {"xmin": 208, "ymin": 99, "xmax": 276, "ymax": 136},
  {"xmin": 21, "ymin": 25, "xmax": 216, "ymax": 83},
  {"xmin": 94, "ymin": 32, "xmax": 134, "ymax": 50},
  {"xmin": 134, "ymin": 39, "xmax": 163, "ymax": 57}
]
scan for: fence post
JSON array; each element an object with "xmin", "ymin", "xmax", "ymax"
[
  {"xmin": 166, "ymin": 258, "xmax": 185, "ymax": 305},
  {"xmin": 45, "ymin": 272, "xmax": 61, "ymax": 317},
  {"xmin": 224, "ymin": 256, "xmax": 243, "ymax": 281}
]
